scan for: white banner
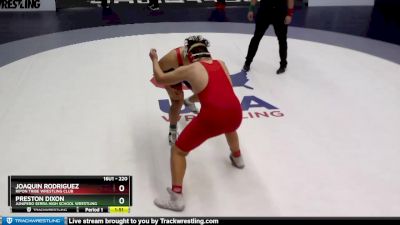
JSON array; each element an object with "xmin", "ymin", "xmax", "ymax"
[
  {"xmin": 0, "ymin": 0, "xmax": 56, "ymax": 11},
  {"xmin": 308, "ymin": 0, "xmax": 374, "ymax": 7}
]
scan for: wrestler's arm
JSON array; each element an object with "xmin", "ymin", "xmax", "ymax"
[
  {"xmin": 151, "ymin": 49, "xmax": 194, "ymax": 85},
  {"xmin": 154, "ymin": 65, "xmax": 195, "ymax": 85},
  {"xmin": 158, "ymin": 49, "xmax": 178, "ymax": 71}
]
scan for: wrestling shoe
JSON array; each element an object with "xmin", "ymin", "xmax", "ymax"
[
  {"xmin": 184, "ymin": 98, "xmax": 199, "ymax": 114},
  {"xmin": 276, "ymin": 65, "xmax": 286, "ymax": 74},
  {"xmin": 230, "ymin": 154, "xmax": 245, "ymax": 169},
  {"xmin": 168, "ymin": 130, "xmax": 178, "ymax": 145},
  {"xmin": 242, "ymin": 63, "xmax": 250, "ymax": 72},
  {"xmin": 154, "ymin": 187, "xmax": 184, "ymax": 211}
]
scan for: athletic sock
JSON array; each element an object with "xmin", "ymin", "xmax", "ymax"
[
  {"xmin": 232, "ymin": 150, "xmax": 241, "ymax": 158},
  {"xmin": 172, "ymin": 185, "xmax": 182, "ymax": 194},
  {"xmin": 169, "ymin": 124, "xmax": 177, "ymax": 130}
]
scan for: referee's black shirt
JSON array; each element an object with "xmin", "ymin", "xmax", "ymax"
[{"xmin": 259, "ymin": 0, "xmax": 288, "ymax": 17}]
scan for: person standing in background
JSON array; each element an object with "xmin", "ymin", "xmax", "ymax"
[{"xmin": 243, "ymin": 0, "xmax": 294, "ymax": 74}]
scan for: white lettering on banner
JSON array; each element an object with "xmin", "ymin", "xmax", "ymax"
[
  {"xmin": 0, "ymin": 0, "xmax": 40, "ymax": 9},
  {"xmin": 114, "ymin": 0, "xmax": 135, "ymax": 3},
  {"xmin": 186, "ymin": 0, "xmax": 203, "ymax": 3},
  {"xmin": 164, "ymin": 0, "xmax": 185, "ymax": 3},
  {"xmin": 136, "ymin": 0, "xmax": 150, "ymax": 3},
  {"xmin": 308, "ymin": 0, "xmax": 374, "ymax": 7},
  {"xmin": 0, "ymin": 0, "xmax": 56, "ymax": 11}
]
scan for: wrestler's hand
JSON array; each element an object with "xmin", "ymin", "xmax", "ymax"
[
  {"xmin": 149, "ymin": 49, "xmax": 158, "ymax": 61},
  {"xmin": 284, "ymin": 15, "xmax": 292, "ymax": 25},
  {"xmin": 247, "ymin": 11, "xmax": 254, "ymax": 22}
]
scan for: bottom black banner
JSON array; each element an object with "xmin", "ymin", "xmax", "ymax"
[{"xmin": 66, "ymin": 217, "xmax": 400, "ymax": 225}]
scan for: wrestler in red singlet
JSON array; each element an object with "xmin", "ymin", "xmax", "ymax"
[
  {"xmin": 151, "ymin": 35, "xmax": 244, "ymax": 212},
  {"xmin": 169, "ymin": 48, "xmax": 185, "ymax": 90},
  {"xmin": 175, "ymin": 60, "xmax": 242, "ymax": 152},
  {"xmin": 170, "ymin": 48, "xmax": 192, "ymax": 91}
]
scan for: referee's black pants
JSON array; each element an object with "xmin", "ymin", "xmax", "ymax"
[{"xmin": 245, "ymin": 12, "xmax": 288, "ymax": 67}]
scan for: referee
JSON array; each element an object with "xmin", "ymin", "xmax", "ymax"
[{"xmin": 243, "ymin": 0, "xmax": 294, "ymax": 74}]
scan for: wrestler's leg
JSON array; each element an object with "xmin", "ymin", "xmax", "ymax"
[
  {"xmin": 188, "ymin": 94, "xmax": 199, "ymax": 103},
  {"xmin": 184, "ymin": 94, "xmax": 199, "ymax": 114},
  {"xmin": 154, "ymin": 115, "xmax": 211, "ymax": 211},
  {"xmin": 153, "ymin": 145, "xmax": 187, "ymax": 212},
  {"xmin": 225, "ymin": 131, "xmax": 245, "ymax": 169},
  {"xmin": 170, "ymin": 145, "xmax": 188, "ymax": 191},
  {"xmin": 166, "ymin": 86, "xmax": 184, "ymax": 144}
]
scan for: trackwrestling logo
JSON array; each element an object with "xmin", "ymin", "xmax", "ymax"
[{"xmin": 152, "ymin": 70, "xmax": 285, "ymax": 122}]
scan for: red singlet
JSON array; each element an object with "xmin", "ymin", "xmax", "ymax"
[
  {"xmin": 170, "ymin": 48, "xmax": 184, "ymax": 90},
  {"xmin": 175, "ymin": 60, "xmax": 242, "ymax": 152}
]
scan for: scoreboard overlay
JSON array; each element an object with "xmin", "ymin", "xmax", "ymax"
[{"xmin": 8, "ymin": 176, "xmax": 132, "ymax": 213}]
